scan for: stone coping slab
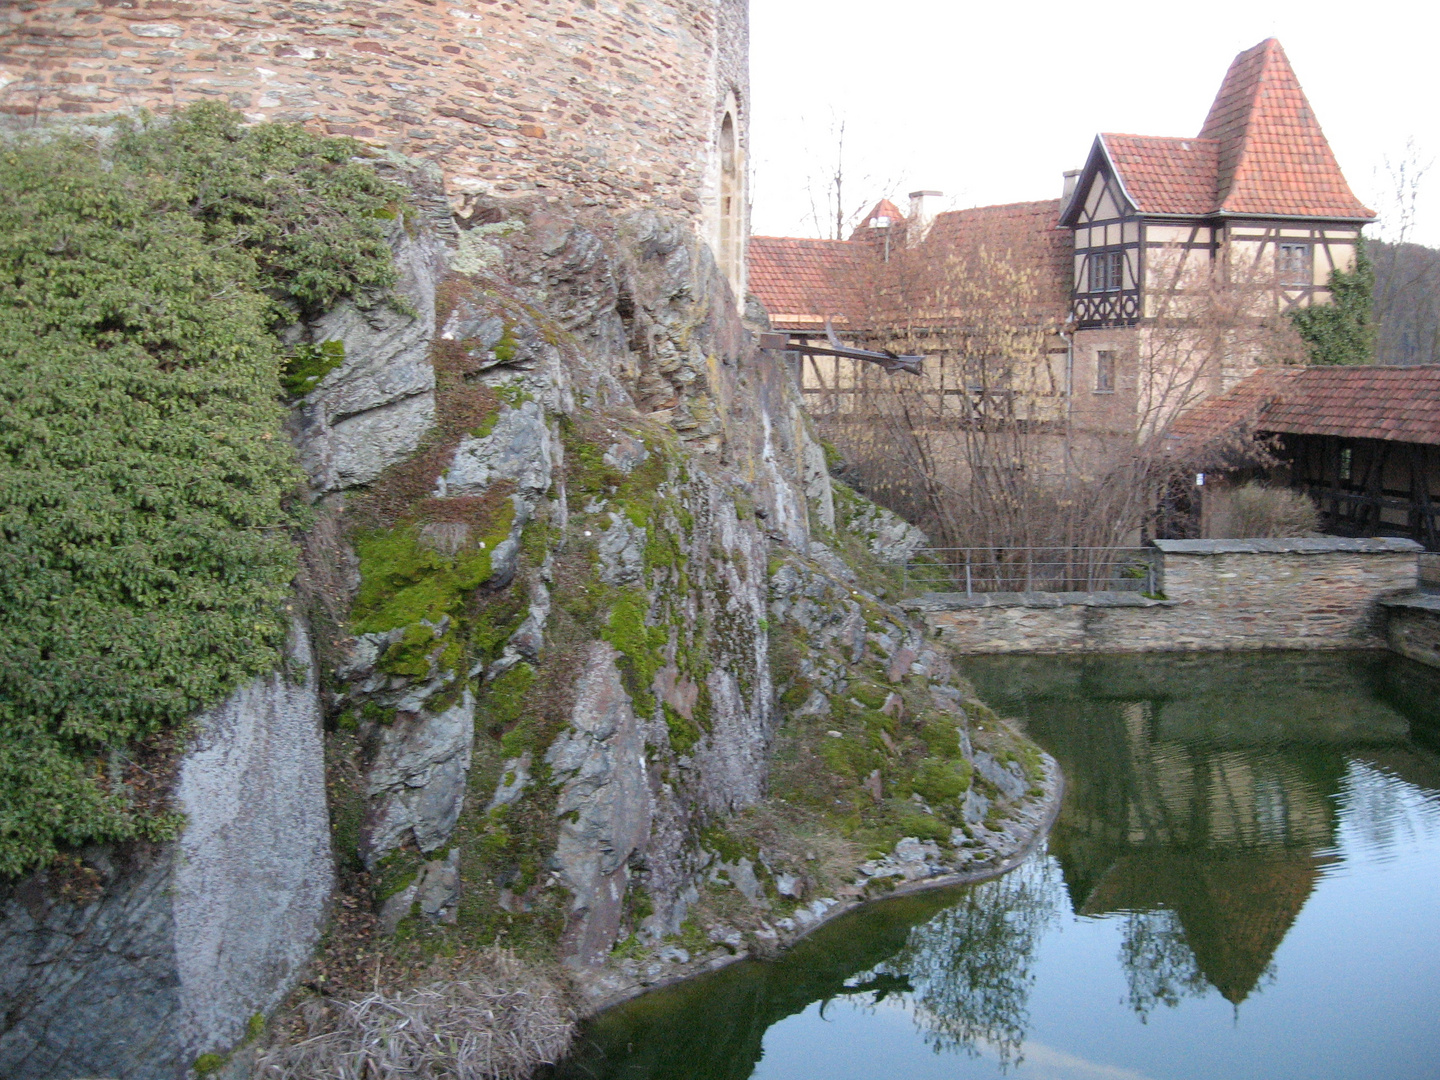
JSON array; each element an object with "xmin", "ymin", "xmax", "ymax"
[
  {"xmin": 1378, "ymin": 590, "xmax": 1440, "ymax": 613},
  {"xmin": 1152, "ymin": 537, "xmax": 1422, "ymax": 555},
  {"xmin": 902, "ymin": 590, "xmax": 1174, "ymax": 612}
]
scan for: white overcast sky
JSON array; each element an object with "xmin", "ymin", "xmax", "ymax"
[{"xmin": 749, "ymin": 0, "xmax": 1440, "ymax": 246}]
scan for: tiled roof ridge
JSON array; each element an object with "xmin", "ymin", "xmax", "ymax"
[
  {"xmin": 1203, "ymin": 38, "xmax": 1274, "ymax": 207},
  {"xmin": 750, "ymin": 234, "xmax": 860, "ymax": 243},
  {"xmin": 1100, "ymin": 133, "xmax": 1218, "ymax": 145},
  {"xmin": 934, "ymin": 196, "xmax": 1063, "ymax": 220}
]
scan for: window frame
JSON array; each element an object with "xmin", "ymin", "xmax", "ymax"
[
  {"xmin": 1088, "ymin": 249, "xmax": 1124, "ymax": 293},
  {"xmin": 1276, "ymin": 242, "xmax": 1312, "ymax": 287},
  {"xmin": 1094, "ymin": 349, "xmax": 1116, "ymax": 394}
]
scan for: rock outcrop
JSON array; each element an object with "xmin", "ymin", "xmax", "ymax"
[
  {"xmin": 3, "ymin": 176, "xmax": 1060, "ymax": 1077},
  {"xmin": 0, "ymin": 625, "xmax": 331, "ymax": 1080},
  {"xmin": 296, "ymin": 189, "xmax": 1058, "ymax": 1009}
]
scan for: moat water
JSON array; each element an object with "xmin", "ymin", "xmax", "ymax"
[{"xmin": 549, "ymin": 651, "xmax": 1440, "ymax": 1080}]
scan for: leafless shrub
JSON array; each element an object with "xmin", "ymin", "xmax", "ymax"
[
  {"xmin": 253, "ymin": 949, "xmax": 575, "ymax": 1080},
  {"xmin": 809, "ymin": 208, "xmax": 1306, "ymax": 555},
  {"xmin": 1226, "ymin": 481, "xmax": 1319, "ymax": 538}
]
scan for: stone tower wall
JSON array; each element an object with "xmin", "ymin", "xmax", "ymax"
[{"xmin": 0, "ymin": 1, "xmax": 749, "ymax": 292}]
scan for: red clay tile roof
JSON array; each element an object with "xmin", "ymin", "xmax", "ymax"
[
  {"xmin": 1199, "ymin": 39, "xmax": 1373, "ymax": 220},
  {"xmin": 747, "ymin": 236, "xmax": 873, "ymax": 331},
  {"xmin": 925, "ymin": 198, "xmax": 1071, "ymax": 324},
  {"xmin": 1101, "ymin": 135, "xmax": 1219, "ymax": 216},
  {"xmin": 857, "ymin": 198, "xmax": 906, "ymax": 231},
  {"xmin": 1170, "ymin": 365, "xmax": 1440, "ymax": 453},
  {"xmin": 750, "ymin": 200, "xmax": 1072, "ymax": 332},
  {"xmin": 1258, "ymin": 365, "xmax": 1440, "ymax": 443},
  {"xmin": 849, "ymin": 198, "xmax": 911, "ymax": 247},
  {"xmin": 1102, "ymin": 39, "xmax": 1373, "ymax": 221},
  {"xmin": 1166, "ymin": 368, "xmax": 1298, "ymax": 456}
]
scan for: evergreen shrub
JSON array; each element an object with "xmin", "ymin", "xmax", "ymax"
[
  {"xmin": 0, "ymin": 103, "xmax": 401, "ymax": 876},
  {"xmin": 1290, "ymin": 239, "xmax": 1375, "ymax": 365}
]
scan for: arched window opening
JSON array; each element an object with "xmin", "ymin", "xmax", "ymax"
[{"xmin": 718, "ymin": 111, "xmax": 741, "ymax": 296}]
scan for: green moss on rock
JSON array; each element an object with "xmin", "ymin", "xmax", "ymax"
[{"xmin": 351, "ymin": 499, "xmax": 515, "ymax": 635}]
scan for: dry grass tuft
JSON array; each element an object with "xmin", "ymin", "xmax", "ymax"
[
  {"xmin": 253, "ymin": 949, "xmax": 574, "ymax": 1080},
  {"xmin": 1227, "ymin": 481, "xmax": 1320, "ymax": 538}
]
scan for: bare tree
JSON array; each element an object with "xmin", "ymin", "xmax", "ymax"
[
  {"xmin": 807, "ymin": 212, "xmax": 1307, "ymax": 573},
  {"xmin": 800, "ymin": 112, "xmax": 905, "ymax": 241},
  {"xmin": 1372, "ymin": 141, "xmax": 1439, "ymax": 365}
]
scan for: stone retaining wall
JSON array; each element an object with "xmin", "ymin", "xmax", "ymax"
[
  {"xmin": 904, "ymin": 538, "xmax": 1423, "ymax": 655},
  {"xmin": 1380, "ymin": 593, "xmax": 1440, "ymax": 668}
]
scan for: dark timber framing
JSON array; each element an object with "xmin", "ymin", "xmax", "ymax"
[
  {"xmin": 1280, "ymin": 432, "xmax": 1440, "ymax": 550},
  {"xmin": 1059, "ymin": 139, "xmax": 1365, "ymax": 330}
]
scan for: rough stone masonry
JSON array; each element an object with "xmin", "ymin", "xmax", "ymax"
[
  {"xmin": 0, "ymin": 0, "xmax": 748, "ymax": 234},
  {"xmin": 906, "ymin": 538, "xmax": 1423, "ymax": 654}
]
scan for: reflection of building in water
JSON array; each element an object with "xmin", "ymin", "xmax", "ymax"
[
  {"xmin": 976, "ymin": 652, "xmax": 1423, "ymax": 1007},
  {"xmin": 1060, "ymin": 701, "xmax": 1340, "ymax": 1004},
  {"xmin": 1110, "ymin": 701, "xmax": 1338, "ymax": 852}
]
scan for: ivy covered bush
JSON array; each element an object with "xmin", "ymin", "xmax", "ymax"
[
  {"xmin": 1291, "ymin": 238, "xmax": 1375, "ymax": 365},
  {"xmin": 0, "ymin": 103, "xmax": 402, "ymax": 876}
]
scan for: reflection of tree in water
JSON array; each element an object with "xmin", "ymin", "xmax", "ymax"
[
  {"xmin": 1119, "ymin": 908, "xmax": 1217, "ymax": 1017},
  {"xmin": 867, "ymin": 856, "xmax": 1062, "ymax": 1068},
  {"xmin": 962, "ymin": 651, "xmax": 1433, "ymax": 1019}
]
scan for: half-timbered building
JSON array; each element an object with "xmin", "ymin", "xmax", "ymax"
[
  {"xmin": 1062, "ymin": 38, "xmax": 1375, "ymax": 410},
  {"xmin": 751, "ymin": 39, "xmax": 1376, "ymax": 435}
]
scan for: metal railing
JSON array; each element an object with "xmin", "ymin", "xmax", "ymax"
[{"xmin": 903, "ymin": 547, "xmax": 1160, "ymax": 597}]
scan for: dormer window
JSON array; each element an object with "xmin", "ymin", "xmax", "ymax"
[
  {"xmin": 1089, "ymin": 251, "xmax": 1123, "ymax": 292},
  {"xmin": 1277, "ymin": 243, "xmax": 1312, "ymax": 286}
]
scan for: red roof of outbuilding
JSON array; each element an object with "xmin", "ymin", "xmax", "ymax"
[
  {"xmin": 1098, "ymin": 39, "xmax": 1374, "ymax": 222},
  {"xmin": 1170, "ymin": 365, "xmax": 1440, "ymax": 451},
  {"xmin": 1259, "ymin": 365, "xmax": 1440, "ymax": 443},
  {"xmin": 747, "ymin": 236, "xmax": 873, "ymax": 331}
]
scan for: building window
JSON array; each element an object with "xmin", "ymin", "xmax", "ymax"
[
  {"xmin": 1339, "ymin": 446, "xmax": 1353, "ymax": 482},
  {"xmin": 717, "ymin": 111, "xmax": 741, "ymax": 297},
  {"xmin": 1277, "ymin": 242, "xmax": 1312, "ymax": 286},
  {"xmin": 1089, "ymin": 250, "xmax": 1123, "ymax": 292},
  {"xmin": 1095, "ymin": 350, "xmax": 1116, "ymax": 393}
]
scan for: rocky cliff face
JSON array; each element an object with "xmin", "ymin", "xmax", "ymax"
[
  {"xmin": 289, "ymin": 186, "xmax": 1057, "ymax": 1008},
  {"xmin": 0, "ymin": 625, "xmax": 331, "ymax": 1080},
  {"xmin": 0, "ymin": 172, "xmax": 1058, "ymax": 1079},
  {"xmin": 298, "ymin": 193, "xmax": 825, "ymax": 973}
]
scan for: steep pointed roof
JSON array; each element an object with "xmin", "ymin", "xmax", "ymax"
[
  {"xmin": 1200, "ymin": 38, "xmax": 1373, "ymax": 219},
  {"xmin": 858, "ymin": 198, "xmax": 907, "ymax": 230},
  {"xmin": 1082, "ymin": 39, "xmax": 1374, "ymax": 222},
  {"xmin": 849, "ymin": 198, "xmax": 910, "ymax": 246}
]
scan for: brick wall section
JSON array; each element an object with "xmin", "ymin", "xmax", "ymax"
[
  {"xmin": 905, "ymin": 539, "xmax": 1423, "ymax": 654},
  {"xmin": 0, "ymin": 0, "xmax": 748, "ymax": 236},
  {"xmin": 1380, "ymin": 594, "xmax": 1440, "ymax": 669}
]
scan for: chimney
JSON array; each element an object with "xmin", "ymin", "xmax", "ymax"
[
  {"xmin": 907, "ymin": 189, "xmax": 943, "ymax": 243},
  {"xmin": 1062, "ymin": 169, "xmax": 1081, "ymax": 200}
]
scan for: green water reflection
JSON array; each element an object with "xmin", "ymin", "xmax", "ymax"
[
  {"xmin": 549, "ymin": 651, "xmax": 1440, "ymax": 1080},
  {"xmin": 975, "ymin": 651, "xmax": 1440, "ymax": 1010}
]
